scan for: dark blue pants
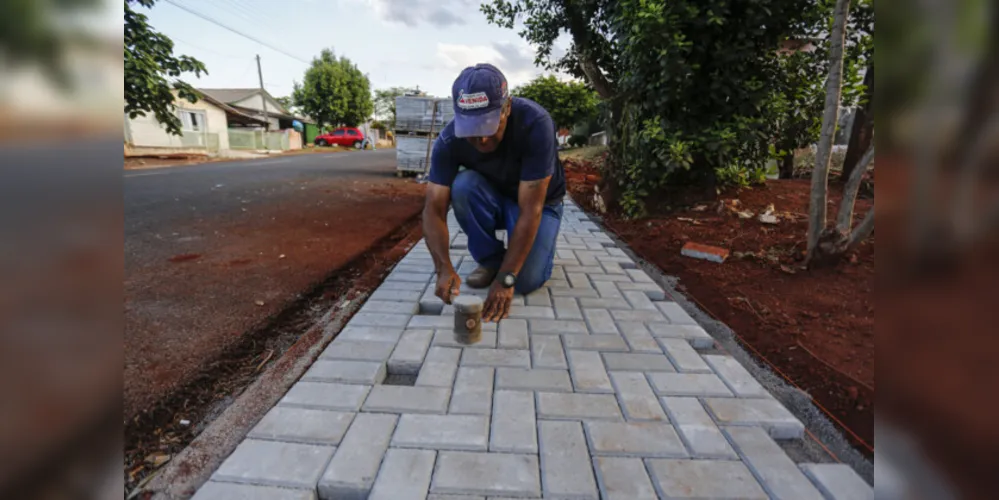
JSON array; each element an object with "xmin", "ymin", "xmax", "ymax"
[{"xmin": 451, "ymin": 169, "xmax": 562, "ymax": 294}]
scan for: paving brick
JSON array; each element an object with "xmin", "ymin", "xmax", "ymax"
[
  {"xmin": 800, "ymin": 463, "xmax": 874, "ymax": 500},
  {"xmin": 550, "ymin": 287, "xmax": 600, "ymax": 298},
  {"xmin": 337, "ymin": 324, "xmax": 405, "ymax": 343},
  {"xmin": 566, "ymin": 272, "xmax": 592, "ymax": 288},
  {"xmin": 530, "ymin": 335, "xmax": 567, "ymax": 369},
  {"xmin": 431, "ymin": 452, "xmax": 540, "ymax": 498},
  {"xmin": 417, "ymin": 347, "xmax": 461, "ymax": 387},
  {"xmin": 565, "ymin": 349, "xmax": 613, "ymax": 393},
  {"xmin": 497, "ymin": 319, "xmax": 529, "ymax": 349},
  {"xmin": 279, "ymin": 382, "xmax": 371, "ymax": 412},
  {"xmin": 302, "ymin": 360, "xmax": 386, "ymax": 385},
  {"xmin": 369, "ymin": 448, "xmax": 436, "ymax": 500},
  {"xmin": 552, "ymin": 297, "xmax": 583, "ymax": 320},
  {"xmin": 507, "ymin": 305, "xmax": 555, "ymax": 319},
  {"xmin": 585, "ymin": 421, "xmax": 686, "ymax": 458},
  {"xmin": 614, "ymin": 281, "xmax": 666, "ymax": 300},
  {"xmin": 370, "ymin": 289, "xmax": 423, "ymax": 303},
  {"xmin": 420, "ymin": 294, "xmax": 445, "ymax": 315},
  {"xmin": 362, "ymin": 385, "xmax": 450, "ymax": 414},
  {"xmin": 319, "ymin": 413, "xmax": 398, "ymax": 500},
  {"xmin": 392, "ymin": 414, "xmax": 490, "ymax": 451},
  {"xmin": 613, "ymin": 322, "xmax": 662, "ymax": 353},
  {"xmin": 600, "ymin": 260, "xmax": 627, "ymax": 275},
  {"xmin": 433, "ymin": 329, "xmax": 498, "ymax": 349},
  {"xmin": 592, "ymin": 457, "xmax": 657, "ymax": 500},
  {"xmin": 387, "ymin": 329, "xmax": 433, "ymax": 375},
  {"xmin": 619, "ymin": 290, "xmax": 656, "ymax": 311},
  {"xmin": 536, "ymin": 392, "xmax": 623, "ymax": 420},
  {"xmin": 360, "ymin": 300, "xmax": 420, "ymax": 314},
  {"xmin": 646, "ymin": 324, "xmax": 714, "ymax": 349},
  {"xmin": 375, "ymin": 281, "xmax": 426, "ymax": 292},
  {"xmin": 248, "ymin": 407, "xmax": 354, "ymax": 445},
  {"xmin": 572, "ymin": 250, "xmax": 600, "ymax": 266},
  {"xmin": 625, "ymin": 268, "xmax": 654, "ymax": 283},
  {"xmin": 609, "ymin": 309, "xmax": 667, "ymax": 323},
  {"xmin": 725, "ymin": 426, "xmax": 825, "ymax": 500},
  {"xmin": 583, "ymin": 308, "xmax": 619, "ymax": 335},
  {"xmin": 647, "ymin": 373, "xmax": 733, "ymax": 397},
  {"xmin": 214, "ymin": 439, "xmax": 335, "ymax": 489},
  {"xmin": 660, "ymin": 397, "xmax": 738, "ymax": 459},
  {"xmin": 490, "ymin": 390, "xmax": 537, "ymax": 453},
  {"xmin": 191, "ymin": 482, "xmax": 316, "ymax": 500},
  {"xmin": 320, "ymin": 339, "xmax": 395, "ymax": 364},
  {"xmin": 608, "ymin": 371, "xmax": 668, "ymax": 421},
  {"xmin": 647, "ymin": 459, "xmax": 767, "ymax": 499},
  {"xmin": 703, "ymin": 354, "xmax": 771, "ymax": 398},
  {"xmin": 601, "ymin": 352, "xmax": 675, "ymax": 372},
  {"xmin": 351, "ymin": 312, "xmax": 413, "ymax": 328},
  {"xmin": 495, "ymin": 367, "xmax": 572, "ymax": 392},
  {"xmin": 450, "ymin": 367, "xmax": 494, "ymax": 415},
  {"xmin": 387, "ymin": 272, "xmax": 433, "ymax": 284},
  {"xmin": 655, "ymin": 301, "xmax": 698, "ymax": 324},
  {"xmin": 461, "ymin": 348, "xmax": 530, "ymax": 368},
  {"xmin": 658, "ymin": 338, "xmax": 712, "ymax": 373},
  {"xmin": 408, "ymin": 315, "xmax": 458, "ymax": 329},
  {"xmin": 528, "ymin": 319, "xmax": 588, "ymax": 335},
  {"xmin": 587, "ymin": 273, "xmax": 634, "ymax": 283},
  {"xmin": 704, "ymin": 398, "xmax": 804, "ymax": 439},
  {"xmin": 426, "ymin": 496, "xmax": 484, "ymax": 500},
  {"xmin": 538, "ymin": 421, "xmax": 598, "ymax": 500},
  {"xmin": 593, "ymin": 280, "xmax": 623, "ymax": 299},
  {"xmin": 578, "ymin": 297, "xmax": 632, "ymax": 310},
  {"xmin": 525, "ymin": 288, "xmax": 552, "ymax": 306},
  {"xmin": 562, "ymin": 334, "xmax": 629, "ymax": 352}
]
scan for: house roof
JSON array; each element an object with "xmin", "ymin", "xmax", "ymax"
[
  {"xmin": 191, "ymin": 90, "xmax": 269, "ymax": 126},
  {"xmin": 198, "ymin": 88, "xmax": 262, "ymax": 104}
]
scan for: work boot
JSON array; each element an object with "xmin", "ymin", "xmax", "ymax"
[{"xmin": 466, "ymin": 266, "xmax": 498, "ymax": 289}]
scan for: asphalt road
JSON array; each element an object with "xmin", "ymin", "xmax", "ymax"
[{"xmin": 124, "ymin": 150, "xmax": 427, "ymax": 420}]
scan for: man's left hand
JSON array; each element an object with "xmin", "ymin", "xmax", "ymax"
[{"xmin": 483, "ymin": 282, "xmax": 514, "ymax": 322}]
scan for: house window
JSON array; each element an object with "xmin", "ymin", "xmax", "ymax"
[{"xmin": 179, "ymin": 109, "xmax": 207, "ymax": 132}]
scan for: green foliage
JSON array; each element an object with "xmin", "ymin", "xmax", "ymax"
[
  {"xmin": 568, "ymin": 135, "xmax": 588, "ymax": 148},
  {"xmin": 513, "ymin": 75, "xmax": 598, "ymax": 130},
  {"xmin": 124, "ymin": 0, "xmax": 207, "ymax": 136},
  {"xmin": 373, "ymin": 86, "xmax": 420, "ymax": 129},
  {"xmin": 293, "ymin": 49, "xmax": 373, "ymax": 128},
  {"xmin": 275, "ymin": 96, "xmax": 293, "ymax": 110},
  {"xmin": 370, "ymin": 120, "xmax": 387, "ymax": 132}
]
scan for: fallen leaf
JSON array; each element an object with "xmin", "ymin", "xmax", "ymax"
[
  {"xmin": 780, "ymin": 265, "xmax": 797, "ymax": 274},
  {"xmin": 759, "ymin": 214, "xmax": 779, "ymax": 224},
  {"xmin": 144, "ymin": 453, "xmax": 171, "ymax": 468},
  {"xmin": 737, "ymin": 210, "xmax": 755, "ymax": 219},
  {"xmin": 254, "ymin": 300, "xmax": 265, "ymax": 306},
  {"xmin": 691, "ymin": 204, "xmax": 708, "ymax": 212}
]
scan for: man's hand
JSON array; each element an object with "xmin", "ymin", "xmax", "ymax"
[
  {"xmin": 483, "ymin": 282, "xmax": 514, "ymax": 322},
  {"xmin": 435, "ymin": 269, "xmax": 461, "ymax": 305}
]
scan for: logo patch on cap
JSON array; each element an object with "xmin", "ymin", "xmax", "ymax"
[{"xmin": 457, "ymin": 91, "xmax": 490, "ymax": 110}]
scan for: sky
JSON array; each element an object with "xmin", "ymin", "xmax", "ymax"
[{"xmin": 129, "ymin": 0, "xmax": 569, "ymax": 101}]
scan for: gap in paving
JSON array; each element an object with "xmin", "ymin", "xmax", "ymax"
[{"xmin": 382, "ymin": 374, "xmax": 418, "ymax": 386}]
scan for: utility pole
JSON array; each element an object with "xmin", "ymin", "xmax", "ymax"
[{"xmin": 256, "ymin": 54, "xmax": 269, "ymax": 131}]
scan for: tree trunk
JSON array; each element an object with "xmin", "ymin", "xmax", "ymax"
[
  {"xmin": 779, "ymin": 154, "xmax": 795, "ymax": 179},
  {"xmin": 806, "ymin": 0, "xmax": 853, "ymax": 265},
  {"xmin": 841, "ymin": 65, "xmax": 874, "ymax": 181},
  {"xmin": 846, "ymin": 206, "xmax": 875, "ymax": 252},
  {"xmin": 836, "ymin": 145, "xmax": 875, "ymax": 233},
  {"xmin": 564, "ymin": 2, "xmax": 616, "ymax": 99}
]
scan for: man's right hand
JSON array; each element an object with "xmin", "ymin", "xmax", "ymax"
[{"xmin": 434, "ymin": 269, "xmax": 462, "ymax": 304}]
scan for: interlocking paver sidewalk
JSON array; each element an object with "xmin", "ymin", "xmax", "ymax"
[{"xmin": 195, "ymin": 199, "xmax": 873, "ymax": 499}]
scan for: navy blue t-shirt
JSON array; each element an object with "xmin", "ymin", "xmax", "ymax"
[{"xmin": 428, "ymin": 97, "xmax": 565, "ymax": 205}]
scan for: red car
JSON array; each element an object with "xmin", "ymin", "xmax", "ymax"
[{"xmin": 315, "ymin": 127, "xmax": 365, "ymax": 148}]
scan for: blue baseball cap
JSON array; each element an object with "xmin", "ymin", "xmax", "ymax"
[{"xmin": 451, "ymin": 64, "xmax": 509, "ymax": 138}]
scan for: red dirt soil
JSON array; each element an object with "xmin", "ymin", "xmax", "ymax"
[{"xmin": 565, "ymin": 159, "xmax": 874, "ymax": 453}]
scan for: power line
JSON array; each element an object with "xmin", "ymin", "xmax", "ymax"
[
  {"xmin": 171, "ymin": 35, "xmax": 245, "ymax": 59},
  {"xmin": 163, "ymin": 0, "xmax": 310, "ymax": 65}
]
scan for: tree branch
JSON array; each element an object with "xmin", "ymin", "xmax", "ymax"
[
  {"xmin": 836, "ymin": 145, "xmax": 874, "ymax": 233},
  {"xmin": 563, "ymin": 1, "xmax": 615, "ymax": 99},
  {"xmin": 846, "ymin": 205, "xmax": 874, "ymax": 252}
]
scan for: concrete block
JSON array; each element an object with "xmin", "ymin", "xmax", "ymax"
[
  {"xmin": 191, "ymin": 482, "xmax": 316, "ymax": 500},
  {"xmin": 302, "ymin": 360, "xmax": 386, "ymax": 385},
  {"xmin": 552, "ymin": 297, "xmax": 583, "ymax": 320},
  {"xmin": 550, "ymin": 287, "xmax": 600, "ymax": 298},
  {"xmin": 417, "ymin": 347, "xmax": 461, "ymax": 387},
  {"xmin": 610, "ymin": 309, "xmax": 667, "ymax": 324},
  {"xmin": 655, "ymin": 301, "xmax": 698, "ymax": 325},
  {"xmin": 800, "ymin": 463, "xmax": 875, "ymax": 500},
  {"xmin": 614, "ymin": 282, "xmax": 666, "ymax": 300},
  {"xmin": 370, "ymin": 289, "xmax": 423, "ymax": 303},
  {"xmin": 647, "ymin": 324, "xmax": 714, "ymax": 349},
  {"xmin": 592, "ymin": 457, "xmax": 658, "ymax": 500},
  {"xmin": 450, "ymin": 366, "xmax": 494, "ymax": 415},
  {"xmin": 536, "ymin": 392, "xmax": 623, "ymax": 420},
  {"xmin": 426, "ymin": 496, "xmax": 484, "ymax": 500},
  {"xmin": 584, "ymin": 421, "xmax": 686, "ymax": 458},
  {"xmin": 495, "ymin": 367, "xmax": 572, "ymax": 392},
  {"xmin": 625, "ymin": 268, "xmax": 654, "ymax": 283},
  {"xmin": 528, "ymin": 319, "xmax": 588, "ymax": 335},
  {"xmin": 563, "ymin": 265, "xmax": 605, "ymax": 274},
  {"xmin": 608, "ymin": 371, "xmax": 667, "ymax": 421},
  {"xmin": 213, "ymin": 439, "xmax": 335, "ymax": 489},
  {"xmin": 319, "ymin": 413, "xmax": 398, "ymax": 500},
  {"xmin": 369, "ymin": 449, "xmax": 436, "ymax": 500},
  {"xmin": 601, "ymin": 352, "xmax": 675, "ymax": 372},
  {"xmin": 593, "ymin": 281, "xmax": 623, "ymax": 299},
  {"xmin": 538, "ymin": 420, "xmax": 598, "ymax": 500},
  {"xmin": 248, "ymin": 407, "xmax": 354, "ymax": 445},
  {"xmin": 490, "ymin": 390, "xmax": 537, "ymax": 453},
  {"xmin": 566, "ymin": 349, "xmax": 614, "ymax": 393},
  {"xmin": 704, "ymin": 398, "xmax": 805, "ymax": 439},
  {"xmin": 583, "ymin": 308, "xmax": 619, "ymax": 335},
  {"xmin": 703, "ymin": 354, "xmax": 771, "ymax": 398},
  {"xmin": 566, "ymin": 272, "xmax": 592, "ymax": 289},
  {"xmin": 338, "ymin": 326, "xmax": 404, "ymax": 344},
  {"xmin": 660, "ymin": 397, "xmax": 738, "ymax": 459},
  {"xmin": 360, "ymin": 300, "xmax": 419, "ymax": 315},
  {"xmin": 388, "ymin": 329, "xmax": 433, "ymax": 375},
  {"xmin": 659, "ymin": 338, "xmax": 712, "ymax": 373},
  {"xmin": 622, "ymin": 290, "xmax": 658, "ymax": 311},
  {"xmin": 461, "ymin": 348, "xmax": 530, "ymax": 368},
  {"xmin": 350, "ymin": 312, "xmax": 413, "ymax": 328},
  {"xmin": 497, "ymin": 319, "xmax": 529, "ymax": 349},
  {"xmin": 430, "ymin": 452, "xmax": 541, "ymax": 498},
  {"xmin": 615, "ymin": 322, "xmax": 663, "ymax": 353},
  {"xmin": 280, "ymin": 382, "xmax": 371, "ymax": 412},
  {"xmin": 507, "ymin": 305, "xmax": 555, "ymax": 319},
  {"xmin": 588, "ymin": 273, "xmax": 634, "ymax": 283},
  {"xmin": 578, "ymin": 297, "xmax": 632, "ymax": 310},
  {"xmin": 420, "ymin": 294, "xmax": 445, "ymax": 315},
  {"xmin": 362, "ymin": 385, "xmax": 450, "ymax": 414},
  {"xmin": 647, "ymin": 459, "xmax": 767, "ymax": 499},
  {"xmin": 408, "ymin": 315, "xmax": 457, "ymax": 329},
  {"xmin": 530, "ymin": 335, "xmax": 567, "ymax": 369},
  {"xmin": 647, "ymin": 373, "xmax": 733, "ymax": 397},
  {"xmin": 600, "ymin": 260, "xmax": 627, "ymax": 275},
  {"xmin": 321, "ymin": 339, "xmax": 395, "ymax": 363},
  {"xmin": 525, "ymin": 288, "xmax": 552, "ymax": 306},
  {"xmin": 562, "ymin": 334, "xmax": 629, "ymax": 352},
  {"xmin": 392, "ymin": 414, "xmax": 490, "ymax": 451},
  {"xmin": 387, "ymin": 272, "xmax": 433, "ymax": 283},
  {"xmin": 725, "ymin": 426, "xmax": 825, "ymax": 500}
]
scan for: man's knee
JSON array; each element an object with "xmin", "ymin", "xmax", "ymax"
[
  {"xmin": 450, "ymin": 169, "xmax": 485, "ymax": 212},
  {"xmin": 515, "ymin": 266, "xmax": 550, "ymax": 295}
]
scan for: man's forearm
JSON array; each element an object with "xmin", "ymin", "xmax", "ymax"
[
  {"xmin": 423, "ymin": 209, "xmax": 453, "ymax": 273},
  {"xmin": 499, "ymin": 212, "xmax": 542, "ymax": 275}
]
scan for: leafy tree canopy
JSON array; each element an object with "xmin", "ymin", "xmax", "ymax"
[
  {"xmin": 293, "ymin": 49, "xmax": 373, "ymax": 128},
  {"xmin": 513, "ymin": 75, "xmax": 598, "ymax": 131},
  {"xmin": 124, "ymin": 0, "xmax": 207, "ymax": 136},
  {"xmin": 373, "ymin": 86, "xmax": 421, "ymax": 129}
]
